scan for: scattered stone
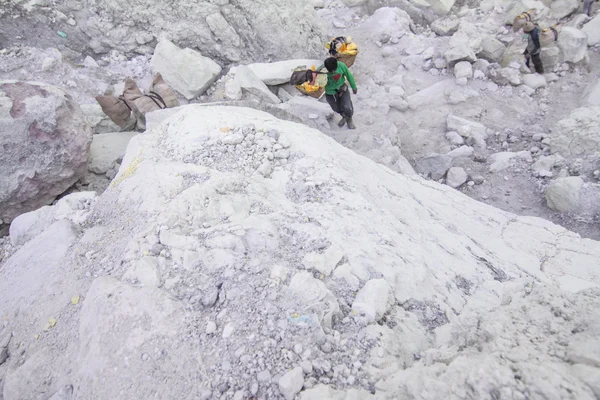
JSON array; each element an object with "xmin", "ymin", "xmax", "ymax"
[
  {"xmin": 89, "ymin": 132, "xmax": 138, "ymax": 174},
  {"xmin": 278, "ymin": 367, "xmax": 305, "ymax": 400},
  {"xmin": 454, "ymin": 61, "xmax": 473, "ymax": 80},
  {"xmin": 206, "ymin": 321, "xmax": 217, "ymax": 334},
  {"xmin": 416, "ymin": 154, "xmax": 453, "ymax": 180},
  {"xmin": 471, "ymin": 175, "xmax": 485, "ymax": 184},
  {"xmin": 447, "ymin": 145, "xmax": 474, "ymax": 158},
  {"xmin": 431, "ymin": 16, "xmax": 461, "ymax": 36},
  {"xmin": 549, "ymin": 107, "xmax": 600, "ymax": 158},
  {"xmin": 352, "ymin": 279, "xmax": 392, "ymax": 324},
  {"xmin": 522, "ymin": 74, "xmax": 547, "ymax": 90},
  {"xmin": 446, "ymin": 167, "xmax": 468, "ymax": 188},
  {"xmin": 446, "ymin": 131, "xmax": 464, "ymax": 145},
  {"xmin": 151, "ymin": 39, "xmax": 222, "ymax": 99},
  {"xmin": 488, "ymin": 152, "xmax": 517, "ymax": 172},
  {"xmin": 545, "ymin": 177, "xmax": 584, "ymax": 212},
  {"xmin": 444, "ymin": 44, "xmax": 477, "ymax": 67}
]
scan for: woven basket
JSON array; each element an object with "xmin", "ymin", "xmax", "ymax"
[
  {"xmin": 296, "ymin": 85, "xmax": 325, "ymax": 98},
  {"xmin": 335, "ymin": 53, "xmax": 357, "ymax": 68}
]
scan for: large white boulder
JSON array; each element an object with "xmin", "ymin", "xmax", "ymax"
[
  {"xmin": 247, "ymin": 59, "xmax": 322, "ymax": 85},
  {"xmin": 0, "ymin": 81, "xmax": 92, "ymax": 224},
  {"xmin": 558, "ymin": 27, "xmax": 588, "ymax": 64},
  {"xmin": 89, "ymin": 132, "xmax": 138, "ymax": 174},
  {"xmin": 545, "ymin": 176, "xmax": 584, "ymax": 212},
  {"xmin": 151, "ymin": 39, "xmax": 222, "ymax": 100},
  {"xmin": 477, "ymin": 36, "xmax": 506, "ymax": 62},
  {"xmin": 549, "ymin": 106, "xmax": 600, "ymax": 158},
  {"xmin": 225, "ymin": 65, "xmax": 281, "ymax": 104},
  {"xmin": 2, "ymin": 105, "xmax": 600, "ymax": 400},
  {"xmin": 550, "ymin": 0, "xmax": 579, "ymax": 19},
  {"xmin": 582, "ymin": 15, "xmax": 600, "ymax": 46}
]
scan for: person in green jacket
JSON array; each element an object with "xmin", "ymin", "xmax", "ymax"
[{"xmin": 316, "ymin": 57, "xmax": 358, "ymax": 129}]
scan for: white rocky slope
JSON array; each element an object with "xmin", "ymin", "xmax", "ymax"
[{"xmin": 1, "ymin": 106, "xmax": 599, "ymax": 400}]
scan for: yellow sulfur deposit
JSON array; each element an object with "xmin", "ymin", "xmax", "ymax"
[{"xmin": 296, "ymin": 82, "xmax": 322, "ymax": 93}]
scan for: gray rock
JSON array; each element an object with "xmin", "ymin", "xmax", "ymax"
[
  {"xmin": 557, "ymin": 27, "xmax": 588, "ymax": 64},
  {"xmin": 545, "ymin": 177, "xmax": 584, "ymax": 212},
  {"xmin": 278, "ymin": 367, "xmax": 304, "ymax": 400},
  {"xmin": 447, "ymin": 145, "xmax": 474, "ymax": 158},
  {"xmin": 522, "ymin": 74, "xmax": 547, "ymax": 89},
  {"xmin": 431, "ymin": 15, "xmax": 460, "ymax": 36},
  {"xmin": 446, "ymin": 131, "xmax": 464, "ymax": 145},
  {"xmin": 48, "ymin": 385, "xmax": 74, "ymax": 400},
  {"xmin": 444, "ymin": 43, "xmax": 477, "ymax": 67},
  {"xmin": 477, "ymin": 36, "xmax": 506, "ymax": 62},
  {"xmin": 225, "ymin": 65, "xmax": 281, "ymax": 104},
  {"xmin": 551, "ymin": 0, "xmax": 579, "ymax": 19},
  {"xmin": 0, "ymin": 81, "xmax": 92, "ymax": 224},
  {"xmin": 416, "ymin": 154, "xmax": 453, "ymax": 180},
  {"xmin": 89, "ymin": 132, "xmax": 138, "ymax": 174},
  {"xmin": 454, "ymin": 61, "xmax": 473, "ymax": 79},
  {"xmin": 151, "ymin": 39, "xmax": 222, "ymax": 100},
  {"xmin": 582, "ymin": 14, "xmax": 600, "ymax": 46},
  {"xmin": 446, "ymin": 167, "xmax": 468, "ymax": 188}
]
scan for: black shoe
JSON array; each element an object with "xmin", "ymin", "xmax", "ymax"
[
  {"xmin": 347, "ymin": 118, "xmax": 356, "ymax": 129},
  {"xmin": 338, "ymin": 117, "xmax": 347, "ymax": 127}
]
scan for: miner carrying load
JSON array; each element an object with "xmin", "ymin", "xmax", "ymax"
[
  {"xmin": 313, "ymin": 57, "xmax": 358, "ymax": 129},
  {"xmin": 523, "ymin": 21, "xmax": 544, "ymax": 74}
]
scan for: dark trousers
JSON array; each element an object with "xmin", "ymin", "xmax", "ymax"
[
  {"xmin": 326, "ymin": 87, "xmax": 353, "ymax": 119},
  {"xmin": 525, "ymin": 52, "xmax": 544, "ymax": 74}
]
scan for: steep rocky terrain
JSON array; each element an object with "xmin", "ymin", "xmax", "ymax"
[{"xmin": 1, "ymin": 106, "xmax": 599, "ymax": 400}]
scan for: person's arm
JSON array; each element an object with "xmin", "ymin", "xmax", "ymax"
[
  {"xmin": 343, "ymin": 64, "xmax": 357, "ymax": 93},
  {"xmin": 531, "ymin": 29, "xmax": 541, "ymax": 54}
]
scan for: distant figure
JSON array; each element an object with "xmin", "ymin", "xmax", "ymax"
[
  {"xmin": 583, "ymin": 0, "xmax": 596, "ymax": 16},
  {"xmin": 317, "ymin": 57, "xmax": 358, "ymax": 129},
  {"xmin": 523, "ymin": 22, "xmax": 544, "ymax": 74}
]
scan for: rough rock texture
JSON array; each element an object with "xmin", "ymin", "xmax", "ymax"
[
  {"xmin": 416, "ymin": 153, "xmax": 453, "ymax": 179},
  {"xmin": 550, "ymin": 0, "xmax": 579, "ymax": 19},
  {"xmin": 446, "ymin": 166, "xmax": 468, "ymax": 187},
  {"xmin": 545, "ymin": 176, "xmax": 584, "ymax": 212},
  {"xmin": 0, "ymin": 81, "xmax": 92, "ymax": 223},
  {"xmin": 431, "ymin": 15, "xmax": 461, "ymax": 36},
  {"xmin": 11, "ymin": 0, "xmax": 327, "ymax": 63},
  {"xmin": 477, "ymin": 36, "xmax": 506, "ymax": 62},
  {"xmin": 225, "ymin": 65, "xmax": 281, "ymax": 104},
  {"xmin": 89, "ymin": 132, "xmax": 138, "ymax": 174},
  {"xmin": 583, "ymin": 79, "xmax": 600, "ymax": 107},
  {"xmin": 558, "ymin": 27, "xmax": 588, "ymax": 64},
  {"xmin": 549, "ymin": 106, "xmax": 600, "ymax": 159},
  {"xmin": 1, "ymin": 106, "xmax": 600, "ymax": 400},
  {"xmin": 582, "ymin": 15, "xmax": 600, "ymax": 47},
  {"xmin": 151, "ymin": 39, "xmax": 222, "ymax": 100}
]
